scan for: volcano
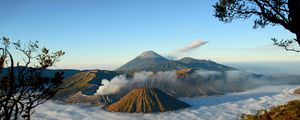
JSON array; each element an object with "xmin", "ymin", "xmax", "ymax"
[
  {"xmin": 177, "ymin": 57, "xmax": 235, "ymax": 71},
  {"xmin": 116, "ymin": 51, "xmax": 236, "ymax": 74},
  {"xmin": 106, "ymin": 87, "xmax": 190, "ymax": 113},
  {"xmin": 116, "ymin": 51, "xmax": 186, "ymax": 73}
]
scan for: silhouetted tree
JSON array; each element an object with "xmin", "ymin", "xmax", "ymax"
[
  {"xmin": 213, "ymin": 0, "xmax": 300, "ymax": 52},
  {"xmin": 0, "ymin": 37, "xmax": 65, "ymax": 120}
]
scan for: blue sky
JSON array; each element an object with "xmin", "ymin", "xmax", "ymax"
[{"xmin": 0, "ymin": 0, "xmax": 299, "ymax": 73}]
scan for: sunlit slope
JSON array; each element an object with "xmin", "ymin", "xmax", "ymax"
[
  {"xmin": 53, "ymin": 70, "xmax": 119, "ymax": 100},
  {"xmin": 106, "ymin": 88, "xmax": 190, "ymax": 113}
]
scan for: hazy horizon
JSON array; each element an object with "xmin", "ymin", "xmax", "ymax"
[{"xmin": 50, "ymin": 57, "xmax": 300, "ymax": 75}]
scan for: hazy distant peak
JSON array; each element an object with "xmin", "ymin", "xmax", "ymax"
[
  {"xmin": 180, "ymin": 57, "xmax": 211, "ymax": 62},
  {"xmin": 180, "ymin": 57, "xmax": 195, "ymax": 61},
  {"xmin": 116, "ymin": 51, "xmax": 236, "ymax": 73},
  {"xmin": 137, "ymin": 51, "xmax": 166, "ymax": 59}
]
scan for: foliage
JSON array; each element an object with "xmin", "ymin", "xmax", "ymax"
[
  {"xmin": 272, "ymin": 38, "xmax": 300, "ymax": 52},
  {"xmin": 241, "ymin": 100, "xmax": 300, "ymax": 120},
  {"xmin": 213, "ymin": 0, "xmax": 300, "ymax": 52},
  {"xmin": 0, "ymin": 37, "xmax": 65, "ymax": 120}
]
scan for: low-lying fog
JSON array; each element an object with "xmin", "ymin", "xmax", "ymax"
[
  {"xmin": 33, "ymin": 85, "xmax": 300, "ymax": 120},
  {"xmin": 94, "ymin": 70, "xmax": 300, "ymax": 97}
]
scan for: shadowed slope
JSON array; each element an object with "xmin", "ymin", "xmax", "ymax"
[
  {"xmin": 144, "ymin": 68, "xmax": 222, "ymax": 97},
  {"xmin": 106, "ymin": 88, "xmax": 190, "ymax": 113},
  {"xmin": 64, "ymin": 91, "xmax": 117, "ymax": 105},
  {"xmin": 178, "ymin": 57, "xmax": 236, "ymax": 71},
  {"xmin": 116, "ymin": 51, "xmax": 236, "ymax": 74},
  {"xmin": 116, "ymin": 51, "xmax": 186, "ymax": 73},
  {"xmin": 53, "ymin": 70, "xmax": 119, "ymax": 100},
  {"xmin": 54, "ymin": 70, "xmax": 97, "ymax": 100}
]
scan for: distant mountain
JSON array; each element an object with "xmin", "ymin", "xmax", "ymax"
[
  {"xmin": 2, "ymin": 67, "xmax": 80, "ymax": 78},
  {"xmin": 106, "ymin": 87, "xmax": 190, "ymax": 113},
  {"xmin": 116, "ymin": 51, "xmax": 187, "ymax": 73},
  {"xmin": 177, "ymin": 57, "xmax": 236, "ymax": 71},
  {"xmin": 136, "ymin": 50, "xmax": 167, "ymax": 60},
  {"xmin": 116, "ymin": 51, "xmax": 236, "ymax": 73}
]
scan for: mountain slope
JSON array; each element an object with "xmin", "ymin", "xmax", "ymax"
[
  {"xmin": 116, "ymin": 51, "xmax": 236, "ymax": 73},
  {"xmin": 106, "ymin": 87, "xmax": 190, "ymax": 113},
  {"xmin": 177, "ymin": 57, "xmax": 236, "ymax": 71},
  {"xmin": 116, "ymin": 51, "xmax": 186, "ymax": 73},
  {"xmin": 64, "ymin": 91, "xmax": 118, "ymax": 105},
  {"xmin": 53, "ymin": 70, "xmax": 120, "ymax": 100},
  {"xmin": 2, "ymin": 67, "xmax": 80, "ymax": 78},
  {"xmin": 145, "ymin": 68, "xmax": 223, "ymax": 97}
]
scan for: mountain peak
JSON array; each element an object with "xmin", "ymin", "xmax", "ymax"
[
  {"xmin": 180, "ymin": 57, "xmax": 195, "ymax": 61},
  {"xmin": 137, "ymin": 51, "xmax": 166, "ymax": 59},
  {"xmin": 116, "ymin": 51, "xmax": 236, "ymax": 73},
  {"xmin": 106, "ymin": 87, "xmax": 190, "ymax": 112}
]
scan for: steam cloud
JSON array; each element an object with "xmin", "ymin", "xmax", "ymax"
[
  {"xmin": 94, "ymin": 70, "xmax": 299, "ymax": 96},
  {"xmin": 178, "ymin": 40, "xmax": 208, "ymax": 52},
  {"xmin": 33, "ymin": 85, "xmax": 300, "ymax": 120},
  {"xmin": 95, "ymin": 71, "xmax": 154, "ymax": 95},
  {"xmin": 166, "ymin": 40, "xmax": 208, "ymax": 59},
  {"xmin": 95, "ymin": 75, "xmax": 128, "ymax": 95}
]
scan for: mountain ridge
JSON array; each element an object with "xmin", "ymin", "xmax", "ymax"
[
  {"xmin": 177, "ymin": 57, "xmax": 236, "ymax": 71},
  {"xmin": 137, "ymin": 51, "xmax": 167, "ymax": 60},
  {"xmin": 116, "ymin": 51, "xmax": 236, "ymax": 73}
]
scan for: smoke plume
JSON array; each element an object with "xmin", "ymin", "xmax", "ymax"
[
  {"xmin": 166, "ymin": 40, "xmax": 208, "ymax": 59},
  {"xmin": 178, "ymin": 40, "xmax": 208, "ymax": 52},
  {"xmin": 94, "ymin": 70, "xmax": 300, "ymax": 96},
  {"xmin": 95, "ymin": 75, "xmax": 128, "ymax": 95}
]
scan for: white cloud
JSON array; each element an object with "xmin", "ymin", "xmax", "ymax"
[
  {"xmin": 94, "ymin": 70, "xmax": 296, "ymax": 96},
  {"xmin": 33, "ymin": 85, "xmax": 300, "ymax": 120},
  {"xmin": 166, "ymin": 39, "xmax": 208, "ymax": 60},
  {"xmin": 95, "ymin": 75, "xmax": 128, "ymax": 95},
  {"xmin": 178, "ymin": 40, "xmax": 208, "ymax": 52}
]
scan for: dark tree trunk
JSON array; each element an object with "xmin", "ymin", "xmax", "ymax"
[
  {"xmin": 288, "ymin": 0, "xmax": 300, "ymax": 46},
  {"xmin": 296, "ymin": 32, "xmax": 300, "ymax": 46}
]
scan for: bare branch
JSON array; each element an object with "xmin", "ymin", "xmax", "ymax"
[
  {"xmin": 0, "ymin": 37, "xmax": 65, "ymax": 120},
  {"xmin": 272, "ymin": 38, "xmax": 300, "ymax": 52}
]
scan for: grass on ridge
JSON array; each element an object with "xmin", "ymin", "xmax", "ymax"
[{"xmin": 241, "ymin": 100, "xmax": 300, "ymax": 120}]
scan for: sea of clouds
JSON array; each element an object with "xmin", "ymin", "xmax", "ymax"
[{"xmin": 33, "ymin": 85, "xmax": 300, "ymax": 120}]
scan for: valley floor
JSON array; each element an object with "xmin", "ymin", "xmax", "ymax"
[{"xmin": 33, "ymin": 85, "xmax": 300, "ymax": 120}]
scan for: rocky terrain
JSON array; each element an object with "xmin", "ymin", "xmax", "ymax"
[
  {"xmin": 294, "ymin": 88, "xmax": 300, "ymax": 95},
  {"xmin": 53, "ymin": 70, "xmax": 120, "ymax": 100},
  {"xmin": 106, "ymin": 87, "xmax": 190, "ymax": 113},
  {"xmin": 64, "ymin": 91, "xmax": 117, "ymax": 105}
]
